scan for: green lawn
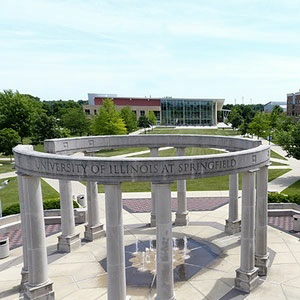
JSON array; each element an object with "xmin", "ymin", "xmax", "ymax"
[
  {"xmin": 150, "ymin": 128, "xmax": 240, "ymax": 136},
  {"xmin": 0, "ymin": 177, "xmax": 59, "ymax": 210},
  {"xmin": 270, "ymin": 150, "xmax": 287, "ymax": 161},
  {"xmin": 271, "ymin": 161, "xmax": 288, "ymax": 166},
  {"xmin": 0, "ymin": 160, "xmax": 15, "ymax": 174},
  {"xmin": 95, "ymin": 147, "xmax": 148, "ymax": 157},
  {"xmin": 93, "ymin": 169, "xmax": 291, "ymax": 193},
  {"xmin": 133, "ymin": 147, "xmax": 224, "ymax": 158},
  {"xmin": 282, "ymin": 180, "xmax": 300, "ymax": 196}
]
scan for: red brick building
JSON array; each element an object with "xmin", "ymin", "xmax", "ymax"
[
  {"xmin": 287, "ymin": 92, "xmax": 300, "ymax": 116},
  {"xmin": 84, "ymin": 93, "xmax": 224, "ymax": 126}
]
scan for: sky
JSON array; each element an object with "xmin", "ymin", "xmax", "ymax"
[{"xmin": 1, "ymin": 0, "xmax": 300, "ymax": 104}]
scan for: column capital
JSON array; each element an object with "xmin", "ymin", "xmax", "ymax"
[
  {"xmin": 150, "ymin": 147, "xmax": 159, "ymax": 157},
  {"xmin": 16, "ymin": 171, "xmax": 32, "ymax": 177},
  {"xmin": 176, "ymin": 147, "xmax": 185, "ymax": 156},
  {"xmin": 247, "ymin": 168, "xmax": 260, "ymax": 173}
]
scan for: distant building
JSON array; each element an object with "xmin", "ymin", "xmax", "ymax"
[
  {"xmin": 263, "ymin": 101, "xmax": 286, "ymax": 113},
  {"xmin": 83, "ymin": 93, "xmax": 224, "ymax": 126},
  {"xmin": 287, "ymin": 92, "xmax": 300, "ymax": 116}
]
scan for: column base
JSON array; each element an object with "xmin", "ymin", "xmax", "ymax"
[
  {"xmin": 150, "ymin": 214, "xmax": 156, "ymax": 227},
  {"xmin": 23, "ymin": 281, "xmax": 54, "ymax": 300},
  {"xmin": 57, "ymin": 233, "xmax": 81, "ymax": 253},
  {"xmin": 175, "ymin": 212, "xmax": 189, "ymax": 226},
  {"xmin": 235, "ymin": 268, "xmax": 259, "ymax": 293},
  {"xmin": 20, "ymin": 268, "xmax": 29, "ymax": 291},
  {"xmin": 255, "ymin": 254, "xmax": 269, "ymax": 276},
  {"xmin": 225, "ymin": 219, "xmax": 241, "ymax": 235},
  {"xmin": 84, "ymin": 224, "xmax": 105, "ymax": 241}
]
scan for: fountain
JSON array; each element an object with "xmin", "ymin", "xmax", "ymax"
[{"xmin": 100, "ymin": 235, "xmax": 221, "ymax": 287}]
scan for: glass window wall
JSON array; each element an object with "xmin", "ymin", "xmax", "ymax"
[{"xmin": 161, "ymin": 99, "xmax": 215, "ymax": 126}]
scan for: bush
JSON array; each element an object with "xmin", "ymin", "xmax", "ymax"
[
  {"xmin": 2, "ymin": 199, "xmax": 79, "ymax": 216},
  {"xmin": 268, "ymin": 192, "xmax": 300, "ymax": 205},
  {"xmin": 2, "ymin": 203, "xmax": 20, "ymax": 216}
]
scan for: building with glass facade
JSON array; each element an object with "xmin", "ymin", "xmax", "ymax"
[
  {"xmin": 161, "ymin": 98, "xmax": 220, "ymax": 126},
  {"xmin": 84, "ymin": 94, "xmax": 224, "ymax": 126}
]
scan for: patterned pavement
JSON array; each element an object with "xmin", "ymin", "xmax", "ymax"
[
  {"xmin": 0, "ymin": 224, "xmax": 61, "ymax": 250},
  {"xmin": 123, "ymin": 197, "xmax": 229, "ymax": 213},
  {"xmin": 1, "ymin": 201, "xmax": 300, "ymax": 250},
  {"xmin": 268, "ymin": 215, "xmax": 300, "ymax": 238}
]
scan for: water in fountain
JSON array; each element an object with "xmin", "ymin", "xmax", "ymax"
[
  {"xmin": 149, "ymin": 237, "xmax": 154, "ymax": 251},
  {"xmin": 134, "ymin": 239, "xmax": 139, "ymax": 254},
  {"xmin": 183, "ymin": 236, "xmax": 188, "ymax": 259},
  {"xmin": 141, "ymin": 251, "xmax": 146, "ymax": 271},
  {"xmin": 145, "ymin": 248, "xmax": 150, "ymax": 263},
  {"xmin": 173, "ymin": 237, "xmax": 178, "ymax": 250}
]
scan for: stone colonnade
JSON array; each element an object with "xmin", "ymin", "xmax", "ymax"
[
  {"xmin": 15, "ymin": 139, "xmax": 269, "ymax": 299},
  {"xmin": 150, "ymin": 147, "xmax": 189, "ymax": 227}
]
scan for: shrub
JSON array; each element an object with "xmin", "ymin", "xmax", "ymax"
[
  {"xmin": 268, "ymin": 192, "xmax": 300, "ymax": 205},
  {"xmin": 2, "ymin": 199, "xmax": 79, "ymax": 216},
  {"xmin": 2, "ymin": 203, "xmax": 20, "ymax": 216}
]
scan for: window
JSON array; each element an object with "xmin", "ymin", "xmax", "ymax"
[
  {"xmin": 85, "ymin": 109, "xmax": 90, "ymax": 115},
  {"xmin": 140, "ymin": 110, "xmax": 145, "ymax": 116}
]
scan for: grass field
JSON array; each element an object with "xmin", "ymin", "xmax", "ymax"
[
  {"xmin": 96, "ymin": 147, "xmax": 148, "ymax": 157},
  {"xmin": 93, "ymin": 169, "xmax": 291, "ymax": 193},
  {"xmin": 271, "ymin": 161, "xmax": 288, "ymax": 166},
  {"xmin": 270, "ymin": 150, "xmax": 287, "ymax": 161},
  {"xmin": 0, "ymin": 160, "xmax": 15, "ymax": 174},
  {"xmin": 282, "ymin": 180, "xmax": 300, "ymax": 196},
  {"xmin": 150, "ymin": 128, "xmax": 240, "ymax": 136},
  {"xmin": 133, "ymin": 147, "xmax": 224, "ymax": 158},
  {"xmin": 0, "ymin": 177, "xmax": 59, "ymax": 210}
]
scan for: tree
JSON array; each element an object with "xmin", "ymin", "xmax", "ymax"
[
  {"xmin": 146, "ymin": 111, "xmax": 157, "ymax": 126},
  {"xmin": 0, "ymin": 90, "xmax": 43, "ymax": 143},
  {"xmin": 0, "ymin": 128, "xmax": 20, "ymax": 160},
  {"xmin": 42, "ymin": 100, "xmax": 81, "ymax": 119},
  {"xmin": 120, "ymin": 106, "xmax": 137, "ymax": 133},
  {"xmin": 276, "ymin": 122, "xmax": 300, "ymax": 159},
  {"xmin": 138, "ymin": 115, "xmax": 150, "ymax": 128},
  {"xmin": 92, "ymin": 99, "xmax": 127, "ymax": 135},
  {"xmin": 247, "ymin": 112, "xmax": 271, "ymax": 139},
  {"xmin": 31, "ymin": 113, "xmax": 70, "ymax": 145},
  {"xmin": 61, "ymin": 107, "xmax": 90, "ymax": 136},
  {"xmin": 227, "ymin": 106, "xmax": 243, "ymax": 130}
]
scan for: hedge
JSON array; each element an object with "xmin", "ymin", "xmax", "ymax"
[
  {"xmin": 268, "ymin": 192, "xmax": 300, "ymax": 205},
  {"xmin": 2, "ymin": 199, "xmax": 79, "ymax": 217}
]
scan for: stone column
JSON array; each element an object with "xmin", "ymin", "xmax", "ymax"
[
  {"xmin": 225, "ymin": 173, "xmax": 241, "ymax": 234},
  {"xmin": 84, "ymin": 181, "xmax": 105, "ymax": 241},
  {"xmin": 155, "ymin": 182, "xmax": 175, "ymax": 300},
  {"xmin": 104, "ymin": 183, "xmax": 131, "ymax": 300},
  {"xmin": 57, "ymin": 180, "xmax": 81, "ymax": 252},
  {"xmin": 175, "ymin": 147, "xmax": 188, "ymax": 226},
  {"xmin": 255, "ymin": 166, "xmax": 269, "ymax": 276},
  {"xmin": 150, "ymin": 147, "xmax": 159, "ymax": 227},
  {"xmin": 17, "ymin": 175, "xmax": 29, "ymax": 289},
  {"xmin": 22, "ymin": 175, "xmax": 54, "ymax": 300},
  {"xmin": 235, "ymin": 171, "xmax": 259, "ymax": 293}
]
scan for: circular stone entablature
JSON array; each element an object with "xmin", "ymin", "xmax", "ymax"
[{"xmin": 13, "ymin": 135, "xmax": 270, "ymax": 183}]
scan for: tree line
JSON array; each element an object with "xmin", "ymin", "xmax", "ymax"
[
  {"xmin": 226, "ymin": 104, "xmax": 300, "ymax": 160},
  {"xmin": 0, "ymin": 90, "xmax": 157, "ymax": 157}
]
